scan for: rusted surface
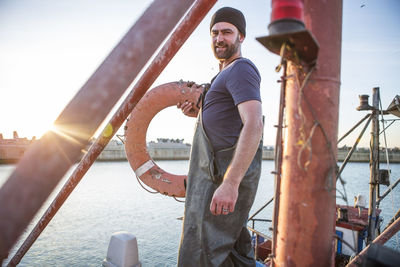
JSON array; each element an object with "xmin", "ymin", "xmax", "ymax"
[
  {"xmin": 5, "ymin": 0, "xmax": 216, "ymax": 265},
  {"xmin": 271, "ymin": 62, "xmax": 287, "ymax": 266},
  {"xmin": 125, "ymin": 82, "xmax": 201, "ymax": 197},
  {"xmin": 367, "ymin": 87, "xmax": 380, "ymax": 244},
  {"xmin": 274, "ymin": 0, "xmax": 342, "ymax": 266},
  {"xmin": 346, "ymin": 217, "xmax": 400, "ymax": 267},
  {"xmin": 0, "ymin": 0, "xmax": 196, "ymax": 264}
]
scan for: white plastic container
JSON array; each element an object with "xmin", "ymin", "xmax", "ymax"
[{"xmin": 103, "ymin": 231, "xmax": 141, "ymax": 267}]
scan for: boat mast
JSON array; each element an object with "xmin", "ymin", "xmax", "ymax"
[
  {"xmin": 270, "ymin": 0, "xmax": 342, "ymax": 266},
  {"xmin": 367, "ymin": 87, "xmax": 380, "ymax": 243}
]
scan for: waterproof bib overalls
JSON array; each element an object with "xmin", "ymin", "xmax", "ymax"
[{"xmin": 178, "ymin": 111, "xmax": 262, "ymax": 267}]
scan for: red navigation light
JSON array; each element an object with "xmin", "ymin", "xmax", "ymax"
[
  {"xmin": 256, "ymin": 0, "xmax": 318, "ymax": 65},
  {"xmin": 271, "ymin": 0, "xmax": 304, "ymax": 22},
  {"xmin": 269, "ymin": 0, "xmax": 305, "ymax": 35}
]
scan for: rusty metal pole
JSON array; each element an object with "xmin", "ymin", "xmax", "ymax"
[
  {"xmin": 271, "ymin": 60, "xmax": 287, "ymax": 264},
  {"xmin": 0, "ymin": 0, "xmax": 195, "ymax": 263},
  {"xmin": 347, "ymin": 216, "xmax": 400, "ymax": 267},
  {"xmin": 274, "ymin": 0, "xmax": 342, "ymax": 266},
  {"xmin": 367, "ymin": 87, "xmax": 380, "ymax": 244},
  {"xmin": 6, "ymin": 1, "xmax": 216, "ymax": 265}
]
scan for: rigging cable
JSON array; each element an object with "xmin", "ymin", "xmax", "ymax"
[
  {"xmin": 270, "ymin": 42, "xmax": 289, "ymax": 263},
  {"xmin": 379, "ymin": 97, "xmax": 400, "ymax": 249}
]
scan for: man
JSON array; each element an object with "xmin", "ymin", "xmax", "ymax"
[{"xmin": 177, "ymin": 7, "xmax": 263, "ymax": 266}]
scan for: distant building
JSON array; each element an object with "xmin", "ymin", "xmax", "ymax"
[{"xmin": 0, "ymin": 131, "xmax": 36, "ymax": 163}]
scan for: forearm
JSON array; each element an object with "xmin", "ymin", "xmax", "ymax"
[
  {"xmin": 209, "ymin": 100, "xmax": 262, "ymax": 215},
  {"xmin": 223, "ymin": 116, "xmax": 263, "ymax": 188}
]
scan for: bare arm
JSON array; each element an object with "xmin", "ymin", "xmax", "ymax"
[{"xmin": 210, "ymin": 100, "xmax": 263, "ymax": 215}]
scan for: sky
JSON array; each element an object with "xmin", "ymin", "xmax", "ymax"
[{"xmin": 0, "ymin": 0, "xmax": 399, "ymax": 148}]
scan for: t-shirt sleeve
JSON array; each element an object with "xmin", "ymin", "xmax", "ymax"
[{"xmin": 226, "ymin": 60, "xmax": 261, "ymax": 106}]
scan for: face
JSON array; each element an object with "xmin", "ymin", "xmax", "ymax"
[{"xmin": 210, "ymin": 22, "xmax": 244, "ymax": 61}]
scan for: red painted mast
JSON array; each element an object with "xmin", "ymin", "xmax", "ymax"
[
  {"xmin": 259, "ymin": 0, "xmax": 342, "ymax": 266},
  {"xmin": 275, "ymin": 0, "xmax": 342, "ymax": 266}
]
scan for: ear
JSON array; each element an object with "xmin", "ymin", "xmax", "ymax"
[{"xmin": 238, "ymin": 33, "xmax": 245, "ymax": 43}]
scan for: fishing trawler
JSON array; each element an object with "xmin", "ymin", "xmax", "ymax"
[{"xmin": 246, "ymin": 91, "xmax": 400, "ymax": 266}]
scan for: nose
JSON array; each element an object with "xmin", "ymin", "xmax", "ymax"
[{"xmin": 215, "ymin": 32, "xmax": 224, "ymax": 43}]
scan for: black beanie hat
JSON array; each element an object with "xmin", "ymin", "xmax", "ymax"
[{"xmin": 210, "ymin": 7, "xmax": 246, "ymax": 37}]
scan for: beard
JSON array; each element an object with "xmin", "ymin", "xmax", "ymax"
[{"xmin": 212, "ymin": 36, "xmax": 240, "ymax": 60}]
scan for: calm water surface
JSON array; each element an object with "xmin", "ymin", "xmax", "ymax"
[{"xmin": 1, "ymin": 160, "xmax": 399, "ymax": 266}]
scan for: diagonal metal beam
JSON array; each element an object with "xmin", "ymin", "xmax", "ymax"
[
  {"xmin": 6, "ymin": 0, "xmax": 216, "ymax": 265},
  {"xmin": 0, "ymin": 0, "xmax": 195, "ymax": 263},
  {"xmin": 346, "ymin": 217, "xmax": 400, "ymax": 266}
]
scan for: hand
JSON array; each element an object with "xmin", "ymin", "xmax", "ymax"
[
  {"xmin": 177, "ymin": 101, "xmax": 199, "ymax": 117},
  {"xmin": 210, "ymin": 181, "xmax": 239, "ymax": 216}
]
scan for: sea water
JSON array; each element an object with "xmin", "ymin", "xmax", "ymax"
[{"xmin": 1, "ymin": 160, "xmax": 399, "ymax": 266}]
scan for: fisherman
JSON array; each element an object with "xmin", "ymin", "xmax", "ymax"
[{"xmin": 177, "ymin": 7, "xmax": 263, "ymax": 266}]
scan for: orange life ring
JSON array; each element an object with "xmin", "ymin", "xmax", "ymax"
[{"xmin": 124, "ymin": 81, "xmax": 202, "ymax": 198}]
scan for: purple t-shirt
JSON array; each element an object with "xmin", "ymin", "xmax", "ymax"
[{"xmin": 202, "ymin": 58, "xmax": 261, "ymax": 151}]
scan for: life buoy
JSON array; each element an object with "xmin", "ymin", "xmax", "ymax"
[{"xmin": 124, "ymin": 81, "xmax": 202, "ymax": 198}]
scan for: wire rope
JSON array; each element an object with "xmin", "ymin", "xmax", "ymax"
[{"xmin": 379, "ymin": 97, "xmax": 400, "ymax": 249}]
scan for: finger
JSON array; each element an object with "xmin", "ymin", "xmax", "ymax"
[
  {"xmin": 182, "ymin": 103, "xmax": 194, "ymax": 112},
  {"xmin": 210, "ymin": 199, "xmax": 217, "ymax": 215},
  {"xmin": 216, "ymin": 203, "xmax": 223, "ymax": 215},
  {"xmin": 179, "ymin": 102, "xmax": 190, "ymax": 111},
  {"xmin": 183, "ymin": 106, "xmax": 194, "ymax": 114},
  {"xmin": 182, "ymin": 101, "xmax": 192, "ymax": 108},
  {"xmin": 178, "ymin": 101, "xmax": 191, "ymax": 109},
  {"xmin": 229, "ymin": 203, "xmax": 235, "ymax": 213},
  {"xmin": 222, "ymin": 206, "xmax": 230, "ymax": 215},
  {"xmin": 182, "ymin": 104, "xmax": 191, "ymax": 111}
]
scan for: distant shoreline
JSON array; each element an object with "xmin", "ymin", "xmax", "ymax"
[
  {"xmin": 96, "ymin": 145, "xmax": 400, "ymax": 163},
  {"xmin": 2, "ymin": 139, "xmax": 400, "ymax": 164}
]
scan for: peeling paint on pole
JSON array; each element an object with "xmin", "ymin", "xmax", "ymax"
[{"xmin": 275, "ymin": 0, "xmax": 343, "ymax": 266}]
